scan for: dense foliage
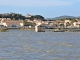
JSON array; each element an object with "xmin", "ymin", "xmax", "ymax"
[
  {"xmin": 0, "ymin": 12, "xmax": 79, "ymax": 22},
  {"xmin": 0, "ymin": 13, "xmax": 25, "ymax": 20},
  {"xmin": 0, "ymin": 13, "xmax": 45, "ymax": 20},
  {"xmin": 26, "ymin": 15, "xmax": 45, "ymax": 21},
  {"xmin": 23, "ymin": 20, "xmax": 33, "ymax": 26}
]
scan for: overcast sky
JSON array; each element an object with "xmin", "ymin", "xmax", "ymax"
[{"xmin": 0, "ymin": 0, "xmax": 80, "ymax": 18}]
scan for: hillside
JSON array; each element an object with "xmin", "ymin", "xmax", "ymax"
[{"xmin": 46, "ymin": 15, "xmax": 79, "ymax": 20}]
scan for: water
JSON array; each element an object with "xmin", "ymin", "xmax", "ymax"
[{"xmin": 0, "ymin": 30, "xmax": 80, "ymax": 60}]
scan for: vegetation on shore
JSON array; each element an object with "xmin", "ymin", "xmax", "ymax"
[
  {"xmin": 0, "ymin": 28, "xmax": 7, "ymax": 32},
  {"xmin": 19, "ymin": 28, "xmax": 35, "ymax": 30}
]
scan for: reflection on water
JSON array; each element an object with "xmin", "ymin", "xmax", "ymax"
[{"xmin": 0, "ymin": 30, "xmax": 80, "ymax": 60}]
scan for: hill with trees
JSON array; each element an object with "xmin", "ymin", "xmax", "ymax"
[
  {"xmin": 0, "ymin": 13, "xmax": 80, "ymax": 21},
  {"xmin": 0, "ymin": 12, "xmax": 26, "ymax": 20},
  {"xmin": 46, "ymin": 15, "xmax": 80, "ymax": 20},
  {"xmin": 0, "ymin": 12, "xmax": 45, "ymax": 20}
]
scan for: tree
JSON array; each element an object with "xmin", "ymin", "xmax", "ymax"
[
  {"xmin": 23, "ymin": 20, "xmax": 33, "ymax": 26},
  {"xmin": 33, "ymin": 15, "xmax": 44, "ymax": 20},
  {"xmin": 71, "ymin": 19, "xmax": 77, "ymax": 25},
  {"xmin": 0, "ymin": 12, "xmax": 26, "ymax": 20},
  {"xmin": 59, "ymin": 24, "xmax": 64, "ymax": 28},
  {"xmin": 66, "ymin": 22, "xmax": 71, "ymax": 27}
]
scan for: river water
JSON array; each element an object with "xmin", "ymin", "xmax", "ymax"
[{"xmin": 0, "ymin": 30, "xmax": 80, "ymax": 60}]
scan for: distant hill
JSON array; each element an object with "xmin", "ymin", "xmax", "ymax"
[{"xmin": 46, "ymin": 15, "xmax": 79, "ymax": 20}]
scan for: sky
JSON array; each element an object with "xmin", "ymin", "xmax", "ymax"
[{"xmin": 0, "ymin": 0, "xmax": 80, "ymax": 18}]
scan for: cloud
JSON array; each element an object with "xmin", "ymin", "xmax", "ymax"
[{"xmin": 0, "ymin": 0, "xmax": 77, "ymax": 7}]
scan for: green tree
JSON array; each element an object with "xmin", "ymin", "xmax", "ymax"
[
  {"xmin": 33, "ymin": 15, "xmax": 44, "ymax": 20},
  {"xmin": 23, "ymin": 20, "xmax": 33, "ymax": 26},
  {"xmin": 0, "ymin": 12, "xmax": 26, "ymax": 20},
  {"xmin": 71, "ymin": 19, "xmax": 77, "ymax": 25},
  {"xmin": 66, "ymin": 22, "xmax": 71, "ymax": 27},
  {"xmin": 59, "ymin": 24, "xmax": 64, "ymax": 28}
]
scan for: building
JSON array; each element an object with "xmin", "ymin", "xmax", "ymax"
[
  {"xmin": 0, "ymin": 18, "xmax": 24, "ymax": 28},
  {"xmin": 25, "ymin": 13, "xmax": 31, "ymax": 18},
  {"xmin": 73, "ymin": 21, "xmax": 80, "ymax": 27}
]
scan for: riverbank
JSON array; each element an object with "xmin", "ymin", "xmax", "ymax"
[
  {"xmin": 19, "ymin": 28, "xmax": 35, "ymax": 30},
  {"xmin": 0, "ymin": 28, "xmax": 8, "ymax": 32},
  {"xmin": 1, "ymin": 27, "xmax": 80, "ymax": 32},
  {"xmin": 52, "ymin": 28, "xmax": 80, "ymax": 32}
]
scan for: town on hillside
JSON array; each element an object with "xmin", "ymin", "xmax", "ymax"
[{"xmin": 0, "ymin": 13, "xmax": 80, "ymax": 31}]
